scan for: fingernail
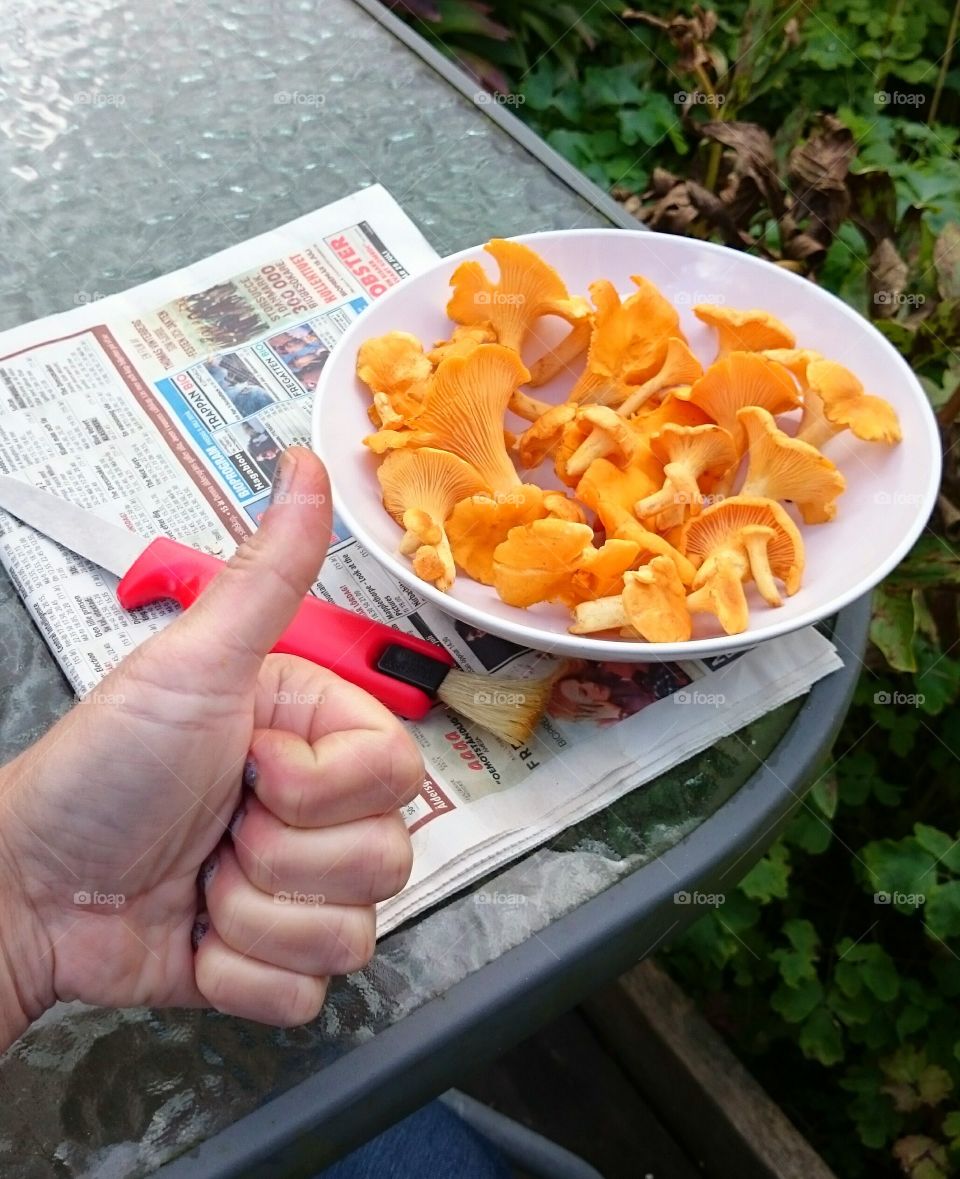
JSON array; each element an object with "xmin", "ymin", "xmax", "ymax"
[
  {"xmin": 228, "ymin": 799, "xmax": 246, "ymax": 838},
  {"xmin": 191, "ymin": 917, "xmax": 209, "ymax": 951},
  {"xmin": 199, "ymin": 852, "xmax": 219, "ymax": 890},
  {"xmin": 243, "ymin": 756, "xmax": 258, "ymax": 791},
  {"xmin": 270, "ymin": 450, "xmax": 297, "ymax": 507}
]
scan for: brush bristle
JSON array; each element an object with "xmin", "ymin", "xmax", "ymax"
[{"xmin": 436, "ymin": 668, "xmax": 556, "ymax": 746}]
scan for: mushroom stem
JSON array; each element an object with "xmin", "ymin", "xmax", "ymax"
[
  {"xmin": 509, "ymin": 388, "xmax": 553, "ymax": 423},
  {"xmin": 795, "ymin": 390, "xmax": 835, "ymax": 448},
  {"xmin": 617, "ymin": 379, "xmax": 661, "ymax": 418},
  {"xmin": 635, "ymin": 463, "xmax": 701, "ymax": 520},
  {"xmin": 740, "ymin": 525, "xmax": 781, "ymax": 607},
  {"xmin": 686, "ymin": 552, "xmax": 750, "ymax": 635},
  {"xmin": 566, "ymin": 427, "xmax": 618, "ymax": 478},
  {"xmin": 569, "ymin": 594, "xmax": 629, "ymax": 634}
]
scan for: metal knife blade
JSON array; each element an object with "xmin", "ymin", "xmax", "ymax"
[{"xmin": 0, "ymin": 475, "xmax": 150, "ymax": 577}]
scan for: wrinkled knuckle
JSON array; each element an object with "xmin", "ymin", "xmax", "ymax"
[
  {"xmin": 380, "ymin": 731, "xmax": 424, "ymax": 808},
  {"xmin": 327, "ymin": 909, "xmax": 376, "ymax": 976},
  {"xmin": 274, "ymin": 974, "xmax": 328, "ymax": 1027},
  {"xmin": 210, "ymin": 889, "xmax": 248, "ymax": 954},
  {"xmin": 369, "ymin": 821, "xmax": 413, "ymax": 901}
]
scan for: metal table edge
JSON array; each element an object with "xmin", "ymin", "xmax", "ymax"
[
  {"xmin": 350, "ymin": 0, "xmax": 640, "ymax": 233},
  {"xmin": 157, "ymin": 592, "xmax": 868, "ymax": 1179}
]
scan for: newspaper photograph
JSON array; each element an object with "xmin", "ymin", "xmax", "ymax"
[{"xmin": 0, "ymin": 183, "xmax": 843, "ymax": 932}]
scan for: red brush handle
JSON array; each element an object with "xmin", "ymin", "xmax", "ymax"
[{"xmin": 116, "ymin": 537, "xmax": 453, "ymax": 719}]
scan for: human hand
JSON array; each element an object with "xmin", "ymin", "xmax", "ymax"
[{"xmin": 0, "ymin": 448, "xmax": 423, "ymax": 1048}]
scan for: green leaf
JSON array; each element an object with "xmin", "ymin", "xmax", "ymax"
[
  {"xmin": 918, "ymin": 1064, "xmax": 953, "ymax": 1105},
  {"xmin": 618, "ymin": 93, "xmax": 682, "ymax": 148},
  {"xmin": 914, "ymin": 824, "xmax": 960, "ymax": 872},
  {"xmin": 800, "ymin": 1006, "xmax": 845, "ymax": 1065},
  {"xmin": 870, "ymin": 588, "xmax": 918, "ymax": 673},
  {"xmin": 915, "ymin": 640, "xmax": 960, "ymax": 716},
  {"xmin": 771, "ymin": 919, "xmax": 820, "ymax": 986},
  {"xmin": 811, "ymin": 773, "xmax": 839, "ymax": 819},
  {"xmin": 581, "ymin": 62, "xmax": 645, "ymax": 108},
  {"xmin": 926, "ymin": 881, "xmax": 960, "ymax": 940},
  {"xmin": 862, "ymin": 837, "xmax": 938, "ymax": 905},
  {"xmin": 785, "ymin": 806, "xmax": 833, "ymax": 854},
  {"xmin": 772, "ymin": 977, "xmax": 824, "ymax": 1023},
  {"xmin": 739, "ymin": 843, "xmax": 791, "ymax": 903}
]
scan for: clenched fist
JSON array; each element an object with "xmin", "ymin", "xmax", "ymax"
[{"xmin": 0, "ymin": 447, "xmax": 423, "ymax": 1049}]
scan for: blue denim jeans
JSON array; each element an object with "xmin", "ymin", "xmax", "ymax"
[{"xmin": 319, "ymin": 1101, "xmax": 511, "ymax": 1179}]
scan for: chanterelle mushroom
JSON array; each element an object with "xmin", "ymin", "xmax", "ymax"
[
  {"xmin": 617, "ymin": 337, "xmax": 704, "ymax": 417},
  {"xmin": 565, "ymin": 276, "xmax": 682, "ymax": 408},
  {"xmin": 694, "ymin": 304, "xmax": 795, "ymax": 358},
  {"xmin": 365, "ymin": 343, "xmax": 528, "ymax": 495},
  {"xmin": 378, "ymin": 448, "xmax": 490, "ymax": 591},
  {"xmin": 796, "ymin": 359, "xmax": 902, "ymax": 449},
  {"xmin": 681, "ymin": 495, "xmax": 805, "ymax": 633},
  {"xmin": 569, "ymin": 556, "xmax": 692, "ymax": 642},
  {"xmin": 357, "ymin": 331, "xmax": 433, "ymax": 428},
  {"xmin": 446, "ymin": 238, "xmax": 592, "ymax": 386},
  {"xmin": 635, "ymin": 424, "xmax": 739, "ymax": 527},
  {"xmin": 738, "ymin": 405, "xmax": 846, "ymax": 524},
  {"xmin": 676, "ymin": 351, "xmax": 800, "ymax": 449},
  {"xmin": 491, "ymin": 518, "xmax": 639, "ymax": 608}
]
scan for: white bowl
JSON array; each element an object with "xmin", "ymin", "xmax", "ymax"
[{"xmin": 313, "ymin": 229, "xmax": 941, "ymax": 661}]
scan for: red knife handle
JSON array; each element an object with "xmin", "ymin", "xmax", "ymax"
[{"xmin": 116, "ymin": 537, "xmax": 453, "ymax": 719}]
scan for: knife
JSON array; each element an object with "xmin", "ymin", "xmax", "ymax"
[{"xmin": 0, "ymin": 475, "xmax": 454, "ymax": 719}]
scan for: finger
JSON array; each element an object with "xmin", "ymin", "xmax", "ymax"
[
  {"xmin": 249, "ymin": 719, "xmax": 424, "ymax": 828},
  {"xmin": 204, "ymin": 844, "xmax": 377, "ymax": 977},
  {"xmin": 177, "ymin": 447, "xmax": 332, "ymax": 678},
  {"xmin": 194, "ymin": 924, "xmax": 328, "ymax": 1026},
  {"xmin": 232, "ymin": 796, "xmax": 412, "ymax": 904}
]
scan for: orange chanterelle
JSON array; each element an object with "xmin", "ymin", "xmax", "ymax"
[{"xmin": 357, "ymin": 239, "xmax": 903, "ymax": 641}]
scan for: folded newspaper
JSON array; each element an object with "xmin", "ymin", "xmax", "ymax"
[{"xmin": 0, "ymin": 184, "xmax": 843, "ymax": 934}]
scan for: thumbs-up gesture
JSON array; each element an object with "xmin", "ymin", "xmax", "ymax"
[{"xmin": 0, "ymin": 448, "xmax": 423, "ymax": 1046}]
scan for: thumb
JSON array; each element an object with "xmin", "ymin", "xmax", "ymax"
[{"xmin": 175, "ymin": 447, "xmax": 332, "ymax": 677}]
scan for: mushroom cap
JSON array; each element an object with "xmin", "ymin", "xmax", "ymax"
[
  {"xmin": 413, "ymin": 343, "xmax": 529, "ymax": 494},
  {"xmin": 738, "ymin": 405, "xmax": 846, "ymax": 524},
  {"xmin": 357, "ymin": 331, "xmax": 434, "ymax": 427},
  {"xmin": 575, "ymin": 457, "xmax": 663, "ymax": 531},
  {"xmin": 681, "ymin": 494, "xmax": 804, "ymax": 594},
  {"xmin": 648, "ymin": 423, "xmax": 739, "ymax": 477},
  {"xmin": 620, "ymin": 557, "xmax": 692, "ymax": 642},
  {"xmin": 428, "ymin": 324, "xmax": 497, "ymax": 365},
  {"xmin": 569, "ymin": 275, "xmax": 682, "ymax": 403},
  {"xmin": 378, "ymin": 448, "xmax": 490, "ymax": 528},
  {"xmin": 446, "ymin": 238, "xmax": 591, "ymax": 370},
  {"xmin": 447, "ymin": 484, "xmax": 551, "ymax": 585},
  {"xmin": 694, "ymin": 304, "xmax": 795, "ymax": 357},
  {"xmin": 761, "ymin": 347, "xmax": 823, "ymax": 385},
  {"xmin": 570, "ymin": 538, "xmax": 643, "ymax": 601},
  {"xmin": 806, "ymin": 359, "xmax": 902, "ymax": 444},
  {"xmin": 516, "ymin": 402, "xmax": 578, "ymax": 472},
  {"xmin": 678, "ymin": 352, "xmax": 800, "ymax": 447},
  {"xmin": 491, "ymin": 518, "xmax": 598, "ymax": 607},
  {"xmin": 617, "ymin": 337, "xmax": 704, "ymax": 416}
]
